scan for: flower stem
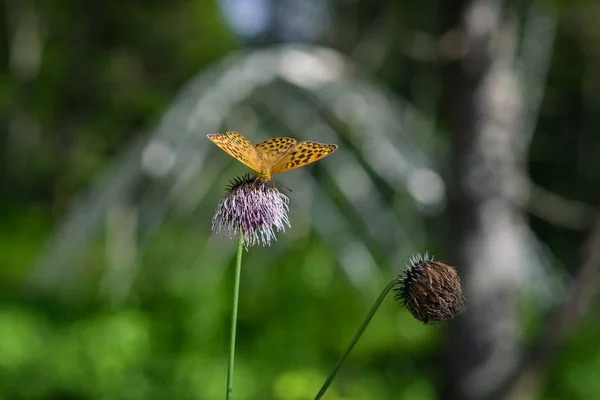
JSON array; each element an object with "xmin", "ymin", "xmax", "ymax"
[
  {"xmin": 314, "ymin": 279, "xmax": 397, "ymax": 400},
  {"xmin": 226, "ymin": 233, "xmax": 244, "ymax": 400}
]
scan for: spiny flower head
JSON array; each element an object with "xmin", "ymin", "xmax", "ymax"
[
  {"xmin": 394, "ymin": 252, "xmax": 466, "ymax": 324},
  {"xmin": 212, "ymin": 175, "xmax": 291, "ymax": 249}
]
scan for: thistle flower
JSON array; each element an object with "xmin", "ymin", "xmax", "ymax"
[
  {"xmin": 314, "ymin": 252, "xmax": 465, "ymax": 398},
  {"xmin": 212, "ymin": 175, "xmax": 291, "ymax": 249},
  {"xmin": 394, "ymin": 253, "xmax": 466, "ymax": 324}
]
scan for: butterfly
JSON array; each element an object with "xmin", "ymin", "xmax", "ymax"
[{"xmin": 207, "ymin": 131, "xmax": 338, "ymax": 182}]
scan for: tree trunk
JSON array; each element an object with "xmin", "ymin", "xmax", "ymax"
[{"xmin": 440, "ymin": 1, "xmax": 530, "ymax": 399}]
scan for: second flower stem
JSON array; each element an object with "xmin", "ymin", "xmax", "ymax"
[
  {"xmin": 226, "ymin": 233, "xmax": 244, "ymax": 400},
  {"xmin": 314, "ymin": 279, "xmax": 397, "ymax": 400}
]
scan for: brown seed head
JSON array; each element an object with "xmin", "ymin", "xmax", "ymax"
[{"xmin": 394, "ymin": 253, "xmax": 466, "ymax": 324}]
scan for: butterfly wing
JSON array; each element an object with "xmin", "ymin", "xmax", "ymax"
[
  {"xmin": 207, "ymin": 131, "xmax": 261, "ymax": 173},
  {"xmin": 255, "ymin": 137, "xmax": 297, "ymax": 165},
  {"xmin": 270, "ymin": 141, "xmax": 338, "ymax": 174}
]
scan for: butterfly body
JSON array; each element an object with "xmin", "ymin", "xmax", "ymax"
[{"xmin": 207, "ymin": 131, "xmax": 337, "ymax": 182}]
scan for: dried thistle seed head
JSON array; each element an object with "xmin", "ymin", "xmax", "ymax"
[
  {"xmin": 212, "ymin": 174, "xmax": 291, "ymax": 249},
  {"xmin": 394, "ymin": 253, "xmax": 466, "ymax": 324}
]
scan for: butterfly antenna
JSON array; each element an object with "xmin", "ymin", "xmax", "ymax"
[{"xmin": 273, "ymin": 179, "xmax": 293, "ymax": 192}]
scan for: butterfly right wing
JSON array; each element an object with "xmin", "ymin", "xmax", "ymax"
[
  {"xmin": 270, "ymin": 141, "xmax": 338, "ymax": 174},
  {"xmin": 207, "ymin": 131, "xmax": 261, "ymax": 173},
  {"xmin": 255, "ymin": 137, "xmax": 297, "ymax": 164}
]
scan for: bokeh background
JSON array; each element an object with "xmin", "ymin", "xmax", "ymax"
[{"xmin": 2, "ymin": 0, "xmax": 600, "ymax": 399}]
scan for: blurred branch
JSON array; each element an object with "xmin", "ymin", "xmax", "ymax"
[
  {"xmin": 527, "ymin": 181, "xmax": 598, "ymax": 230},
  {"xmin": 505, "ymin": 215, "xmax": 600, "ymax": 400},
  {"xmin": 518, "ymin": 4, "xmax": 558, "ymax": 147}
]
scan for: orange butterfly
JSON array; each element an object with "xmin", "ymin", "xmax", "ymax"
[{"xmin": 207, "ymin": 131, "xmax": 338, "ymax": 182}]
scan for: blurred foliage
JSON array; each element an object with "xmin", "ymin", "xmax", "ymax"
[
  {"xmin": 3, "ymin": 0, "xmax": 236, "ymax": 206},
  {"xmin": 2, "ymin": 0, "xmax": 600, "ymax": 399}
]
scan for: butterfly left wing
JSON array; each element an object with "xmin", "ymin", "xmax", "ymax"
[
  {"xmin": 207, "ymin": 132, "xmax": 261, "ymax": 173},
  {"xmin": 270, "ymin": 141, "xmax": 338, "ymax": 174}
]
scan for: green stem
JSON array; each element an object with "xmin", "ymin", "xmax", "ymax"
[
  {"xmin": 314, "ymin": 279, "xmax": 398, "ymax": 400},
  {"xmin": 226, "ymin": 233, "xmax": 244, "ymax": 400}
]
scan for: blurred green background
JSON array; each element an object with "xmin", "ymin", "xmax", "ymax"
[{"xmin": 2, "ymin": 0, "xmax": 600, "ymax": 399}]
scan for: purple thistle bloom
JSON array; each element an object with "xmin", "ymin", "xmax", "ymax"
[{"xmin": 212, "ymin": 175, "xmax": 291, "ymax": 249}]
